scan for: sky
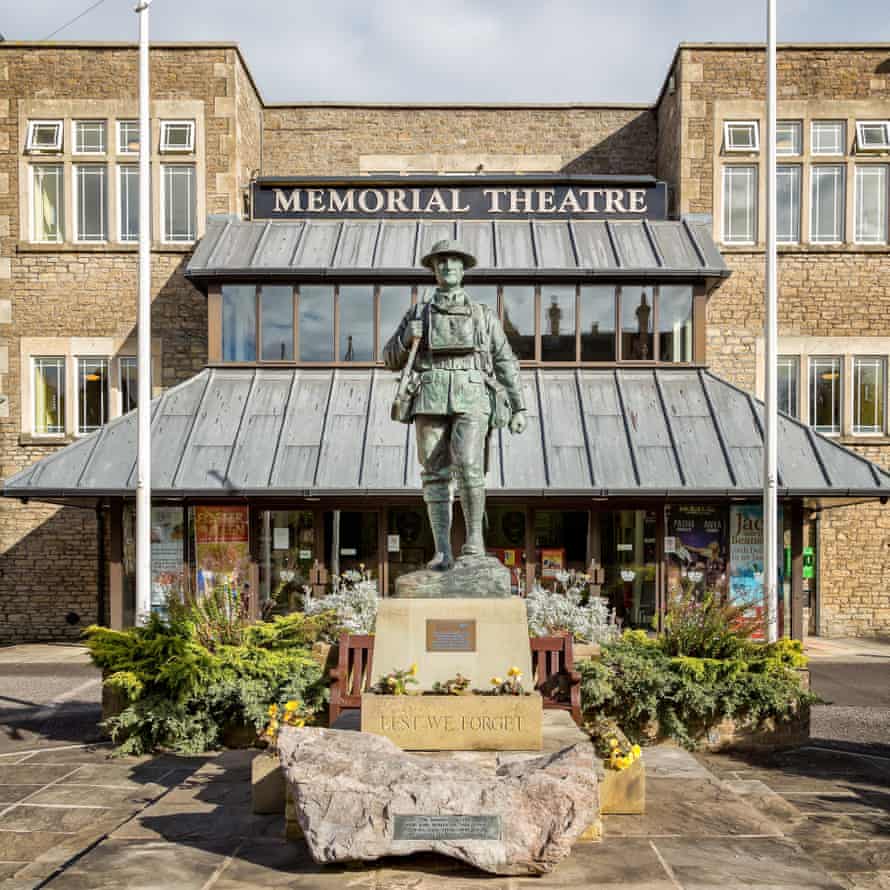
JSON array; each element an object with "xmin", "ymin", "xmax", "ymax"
[{"xmin": 2, "ymin": 0, "xmax": 889, "ymax": 104}]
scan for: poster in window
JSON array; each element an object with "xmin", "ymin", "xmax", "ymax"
[
  {"xmin": 666, "ymin": 505, "xmax": 727, "ymax": 598},
  {"xmin": 151, "ymin": 507, "xmax": 185, "ymax": 614},
  {"xmin": 194, "ymin": 505, "xmax": 250, "ymax": 596},
  {"xmin": 729, "ymin": 504, "xmax": 768, "ymax": 638},
  {"xmin": 540, "ymin": 548, "xmax": 565, "ymax": 579}
]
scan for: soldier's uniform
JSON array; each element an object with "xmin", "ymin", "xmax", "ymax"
[{"xmin": 384, "ymin": 240, "xmax": 525, "ymax": 565}]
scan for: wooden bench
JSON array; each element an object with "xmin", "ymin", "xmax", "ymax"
[{"xmin": 328, "ymin": 633, "xmax": 582, "ymax": 726}]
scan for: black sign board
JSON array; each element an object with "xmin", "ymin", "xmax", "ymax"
[
  {"xmin": 393, "ymin": 814, "xmax": 501, "ymax": 841},
  {"xmin": 251, "ymin": 177, "xmax": 667, "ymax": 221}
]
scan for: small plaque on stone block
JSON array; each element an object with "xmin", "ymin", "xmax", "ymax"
[
  {"xmin": 393, "ymin": 814, "xmax": 501, "ymax": 841},
  {"xmin": 426, "ymin": 619, "xmax": 476, "ymax": 652}
]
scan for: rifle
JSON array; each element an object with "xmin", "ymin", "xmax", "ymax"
[{"xmin": 390, "ymin": 292, "xmax": 429, "ymax": 423}]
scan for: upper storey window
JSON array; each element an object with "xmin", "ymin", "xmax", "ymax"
[
  {"xmin": 856, "ymin": 121, "xmax": 890, "ymax": 153},
  {"xmin": 724, "ymin": 121, "xmax": 760, "ymax": 153},
  {"xmin": 812, "ymin": 121, "xmax": 846, "ymax": 156},
  {"xmin": 776, "ymin": 121, "xmax": 802, "ymax": 156},
  {"xmin": 160, "ymin": 120, "xmax": 195, "ymax": 153},
  {"xmin": 74, "ymin": 120, "xmax": 106, "ymax": 155},
  {"xmin": 26, "ymin": 120, "xmax": 63, "ymax": 153},
  {"xmin": 117, "ymin": 120, "xmax": 140, "ymax": 154},
  {"xmin": 216, "ymin": 283, "xmax": 698, "ymax": 367}
]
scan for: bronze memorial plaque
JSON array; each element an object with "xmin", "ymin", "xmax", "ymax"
[
  {"xmin": 426, "ymin": 619, "xmax": 477, "ymax": 652},
  {"xmin": 393, "ymin": 814, "xmax": 501, "ymax": 841}
]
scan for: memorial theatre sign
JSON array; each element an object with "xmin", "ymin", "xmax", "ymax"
[{"xmin": 251, "ymin": 176, "xmax": 667, "ymax": 220}]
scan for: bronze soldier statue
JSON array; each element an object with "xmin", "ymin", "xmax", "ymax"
[{"xmin": 384, "ymin": 239, "xmax": 527, "ymax": 571}]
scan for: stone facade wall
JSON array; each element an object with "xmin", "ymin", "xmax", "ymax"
[
  {"xmin": 0, "ymin": 45, "xmax": 252, "ymax": 641},
  {"xmin": 261, "ymin": 105, "xmax": 657, "ymax": 175}
]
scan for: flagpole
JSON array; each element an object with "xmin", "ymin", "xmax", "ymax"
[
  {"xmin": 135, "ymin": 0, "xmax": 152, "ymax": 625},
  {"xmin": 764, "ymin": 0, "xmax": 779, "ymax": 643}
]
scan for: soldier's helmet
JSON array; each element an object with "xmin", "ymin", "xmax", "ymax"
[{"xmin": 420, "ymin": 239, "xmax": 477, "ymax": 270}]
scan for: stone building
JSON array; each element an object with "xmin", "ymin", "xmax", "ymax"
[{"xmin": 1, "ymin": 40, "xmax": 889, "ymax": 641}]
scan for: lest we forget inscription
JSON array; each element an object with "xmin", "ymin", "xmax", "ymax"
[
  {"xmin": 393, "ymin": 814, "xmax": 501, "ymax": 841},
  {"xmin": 426, "ymin": 619, "xmax": 476, "ymax": 652}
]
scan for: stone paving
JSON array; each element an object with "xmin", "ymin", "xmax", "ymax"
[{"xmin": 1, "ymin": 739, "xmax": 886, "ymax": 889}]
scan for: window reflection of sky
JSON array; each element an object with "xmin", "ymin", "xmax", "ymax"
[
  {"xmin": 299, "ymin": 286, "xmax": 334, "ymax": 362},
  {"xmin": 339, "ymin": 286, "xmax": 374, "ymax": 361}
]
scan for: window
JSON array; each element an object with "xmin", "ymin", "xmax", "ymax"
[
  {"xmin": 471, "ymin": 285, "xmax": 498, "ymax": 314},
  {"xmin": 853, "ymin": 357, "xmax": 885, "ymax": 434},
  {"xmin": 117, "ymin": 120, "xmax": 140, "ymax": 154},
  {"xmin": 722, "ymin": 166, "xmax": 757, "ymax": 244},
  {"xmin": 854, "ymin": 166, "xmax": 888, "ymax": 244},
  {"xmin": 260, "ymin": 285, "xmax": 295, "ymax": 361},
  {"xmin": 118, "ymin": 166, "xmax": 139, "ymax": 242},
  {"xmin": 120, "ymin": 357, "xmax": 138, "ymax": 414},
  {"xmin": 811, "ymin": 121, "xmax": 846, "ymax": 156},
  {"xmin": 620, "ymin": 286, "xmax": 654, "ymax": 360},
  {"xmin": 378, "ymin": 286, "xmax": 412, "ymax": 360},
  {"xmin": 724, "ymin": 121, "xmax": 759, "ymax": 152},
  {"xmin": 77, "ymin": 358, "xmax": 109, "ymax": 435},
  {"xmin": 809, "ymin": 357, "xmax": 842, "ymax": 435},
  {"xmin": 74, "ymin": 120, "xmax": 106, "ymax": 154},
  {"xmin": 540, "ymin": 285, "xmax": 575, "ymax": 361},
  {"xmin": 33, "ymin": 357, "xmax": 65, "ymax": 435},
  {"xmin": 74, "ymin": 165, "xmax": 107, "ymax": 242},
  {"xmin": 777, "ymin": 356, "xmax": 799, "ymax": 418},
  {"xmin": 856, "ymin": 121, "xmax": 890, "ymax": 152},
  {"xmin": 580, "ymin": 285, "xmax": 616, "ymax": 361},
  {"xmin": 31, "ymin": 165, "xmax": 64, "ymax": 243},
  {"xmin": 298, "ymin": 285, "xmax": 334, "ymax": 362},
  {"xmin": 222, "ymin": 284, "xmax": 257, "ymax": 362},
  {"xmin": 26, "ymin": 120, "xmax": 63, "ymax": 152},
  {"xmin": 811, "ymin": 166, "xmax": 845, "ymax": 243},
  {"xmin": 777, "ymin": 165, "xmax": 802, "ymax": 243},
  {"xmin": 338, "ymin": 285, "xmax": 374, "ymax": 362},
  {"xmin": 160, "ymin": 120, "xmax": 195, "ymax": 153},
  {"xmin": 658, "ymin": 286, "xmax": 693, "ymax": 363},
  {"xmin": 502, "ymin": 285, "xmax": 535, "ymax": 360},
  {"xmin": 161, "ymin": 165, "xmax": 196, "ymax": 242},
  {"xmin": 776, "ymin": 121, "xmax": 802, "ymax": 156}
]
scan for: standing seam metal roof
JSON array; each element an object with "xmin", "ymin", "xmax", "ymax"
[{"xmin": 4, "ymin": 368, "xmax": 889, "ymax": 501}]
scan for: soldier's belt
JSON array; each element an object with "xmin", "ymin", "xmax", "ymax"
[{"xmin": 419, "ymin": 355, "xmax": 480, "ymax": 370}]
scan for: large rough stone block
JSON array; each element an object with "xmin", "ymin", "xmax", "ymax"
[
  {"xmin": 278, "ymin": 726, "xmax": 598, "ymax": 875},
  {"xmin": 394, "ymin": 555, "xmax": 510, "ymax": 598}
]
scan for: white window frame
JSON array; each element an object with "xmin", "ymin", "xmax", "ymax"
[
  {"xmin": 117, "ymin": 165, "xmax": 139, "ymax": 243},
  {"xmin": 30, "ymin": 164, "xmax": 64, "ymax": 244},
  {"xmin": 853, "ymin": 356, "xmax": 886, "ymax": 436},
  {"xmin": 32, "ymin": 356, "xmax": 66, "ymax": 437},
  {"xmin": 73, "ymin": 120, "xmax": 106, "ymax": 155},
  {"xmin": 777, "ymin": 355, "xmax": 800, "ymax": 418},
  {"xmin": 721, "ymin": 165, "xmax": 758, "ymax": 245},
  {"xmin": 854, "ymin": 165, "xmax": 889, "ymax": 245},
  {"xmin": 810, "ymin": 165, "xmax": 846, "ymax": 245},
  {"xmin": 119, "ymin": 356, "xmax": 138, "ymax": 415},
  {"xmin": 809, "ymin": 356, "xmax": 843, "ymax": 436},
  {"xmin": 25, "ymin": 120, "xmax": 63, "ymax": 153},
  {"xmin": 856, "ymin": 120, "xmax": 890, "ymax": 153},
  {"xmin": 160, "ymin": 120, "xmax": 195, "ymax": 153},
  {"xmin": 117, "ymin": 120, "xmax": 140, "ymax": 155},
  {"xmin": 723, "ymin": 120, "xmax": 760, "ymax": 153},
  {"xmin": 73, "ymin": 164, "xmax": 108, "ymax": 243},
  {"xmin": 776, "ymin": 121, "xmax": 802, "ymax": 156},
  {"xmin": 75, "ymin": 356, "xmax": 110, "ymax": 436},
  {"xmin": 811, "ymin": 120, "xmax": 846, "ymax": 156},
  {"xmin": 777, "ymin": 164, "xmax": 801, "ymax": 244},
  {"xmin": 161, "ymin": 164, "xmax": 196, "ymax": 244}
]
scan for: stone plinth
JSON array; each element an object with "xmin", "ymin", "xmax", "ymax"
[
  {"xmin": 362, "ymin": 692, "xmax": 542, "ymax": 751},
  {"xmin": 373, "ymin": 597, "xmax": 533, "ymax": 693},
  {"xmin": 394, "ymin": 555, "xmax": 510, "ymax": 598},
  {"xmin": 277, "ymin": 725, "xmax": 599, "ymax": 875}
]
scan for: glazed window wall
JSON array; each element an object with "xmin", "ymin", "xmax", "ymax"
[{"xmin": 216, "ymin": 282, "xmax": 698, "ymax": 367}]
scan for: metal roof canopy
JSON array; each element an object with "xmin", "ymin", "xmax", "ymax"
[
  {"xmin": 5, "ymin": 368, "xmax": 889, "ymax": 507},
  {"xmin": 185, "ymin": 216, "xmax": 729, "ymax": 288}
]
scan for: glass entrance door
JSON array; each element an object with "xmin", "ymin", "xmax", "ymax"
[
  {"xmin": 258, "ymin": 510, "xmax": 316, "ymax": 613},
  {"xmin": 600, "ymin": 510, "xmax": 657, "ymax": 629}
]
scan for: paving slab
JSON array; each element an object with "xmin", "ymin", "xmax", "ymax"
[
  {"xmin": 653, "ymin": 836, "xmax": 846, "ymax": 889},
  {"xmin": 642, "ymin": 744, "xmax": 714, "ymax": 779},
  {"xmin": 23, "ymin": 783, "xmax": 168, "ymax": 808},
  {"xmin": 109, "ymin": 801, "xmax": 281, "ymax": 843}
]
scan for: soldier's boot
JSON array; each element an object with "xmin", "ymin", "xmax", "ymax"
[
  {"xmin": 424, "ymin": 484, "xmax": 454, "ymax": 571},
  {"xmin": 459, "ymin": 485, "xmax": 486, "ymax": 559}
]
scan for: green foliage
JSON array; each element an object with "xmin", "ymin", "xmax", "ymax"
[
  {"xmin": 660, "ymin": 587, "xmax": 760, "ymax": 659},
  {"xmin": 578, "ymin": 628, "xmax": 818, "ymax": 750},
  {"xmin": 84, "ymin": 610, "xmax": 330, "ymax": 755},
  {"xmin": 243, "ymin": 611, "xmax": 340, "ymax": 650}
]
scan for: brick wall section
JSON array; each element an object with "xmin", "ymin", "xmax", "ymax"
[
  {"xmin": 0, "ymin": 45, "xmax": 254, "ymax": 641},
  {"xmin": 261, "ymin": 106, "xmax": 657, "ymax": 175}
]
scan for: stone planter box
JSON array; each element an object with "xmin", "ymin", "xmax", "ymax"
[
  {"xmin": 361, "ymin": 691, "xmax": 543, "ymax": 751},
  {"xmin": 599, "ymin": 757, "xmax": 645, "ymax": 815},
  {"xmin": 252, "ymin": 752, "xmax": 286, "ymax": 815},
  {"xmin": 703, "ymin": 705, "xmax": 810, "ymax": 752}
]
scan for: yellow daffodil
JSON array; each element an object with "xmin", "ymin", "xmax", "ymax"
[
  {"xmin": 409, "ymin": 663, "xmax": 418, "ymax": 676},
  {"xmin": 490, "ymin": 677, "xmax": 503, "ymax": 686},
  {"xmin": 631, "ymin": 744, "xmax": 641, "ymax": 758},
  {"xmin": 284, "ymin": 700, "xmax": 299, "ymax": 713},
  {"xmin": 507, "ymin": 666, "xmax": 521, "ymax": 677},
  {"xmin": 609, "ymin": 738, "xmax": 619, "ymax": 749},
  {"xmin": 387, "ymin": 676, "xmax": 397, "ymax": 687},
  {"xmin": 267, "ymin": 703, "xmax": 278, "ymax": 717}
]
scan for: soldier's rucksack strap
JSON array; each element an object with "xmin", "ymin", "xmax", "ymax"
[{"xmin": 472, "ymin": 302, "xmax": 493, "ymax": 374}]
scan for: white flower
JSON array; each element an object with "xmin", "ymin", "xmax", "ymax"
[
  {"xmin": 525, "ymin": 584, "xmax": 617, "ymax": 644},
  {"xmin": 306, "ymin": 578, "xmax": 379, "ymax": 640}
]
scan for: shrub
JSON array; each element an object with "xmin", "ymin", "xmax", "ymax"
[
  {"xmin": 85, "ymin": 611, "xmax": 328, "ymax": 756},
  {"xmin": 305, "ymin": 577, "xmax": 378, "ymax": 639},
  {"xmin": 526, "ymin": 583, "xmax": 617, "ymax": 644}
]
